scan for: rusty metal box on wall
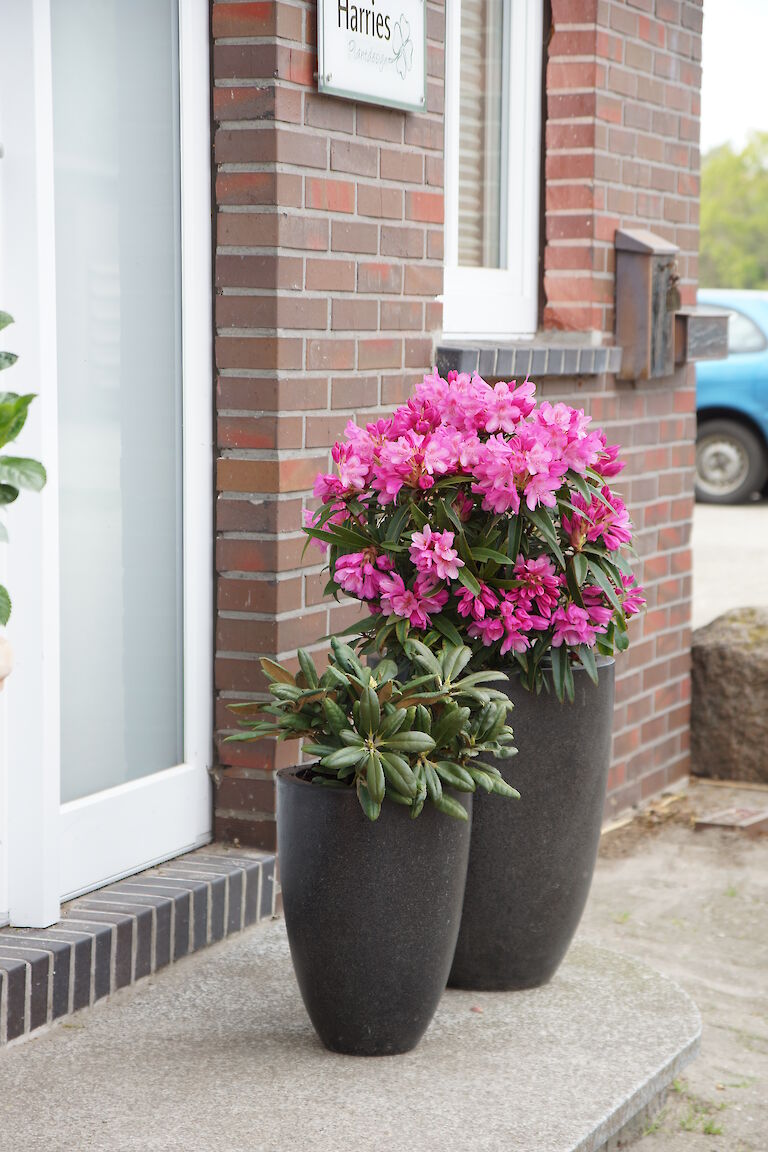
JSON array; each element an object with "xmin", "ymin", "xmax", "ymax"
[{"xmin": 615, "ymin": 229, "xmax": 680, "ymax": 381}]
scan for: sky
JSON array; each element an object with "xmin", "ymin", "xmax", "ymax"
[{"xmin": 700, "ymin": 0, "xmax": 768, "ymax": 154}]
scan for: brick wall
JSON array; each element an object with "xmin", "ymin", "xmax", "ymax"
[
  {"xmin": 212, "ymin": 0, "xmax": 702, "ymax": 844},
  {"xmin": 543, "ymin": 0, "xmax": 702, "ymax": 814},
  {"xmin": 212, "ymin": 0, "xmax": 446, "ymax": 847}
]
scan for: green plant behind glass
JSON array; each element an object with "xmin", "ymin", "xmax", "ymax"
[{"xmin": 0, "ymin": 312, "xmax": 47, "ymax": 625}]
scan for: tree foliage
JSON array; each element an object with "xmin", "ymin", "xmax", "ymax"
[{"xmin": 700, "ymin": 132, "xmax": 768, "ymax": 290}]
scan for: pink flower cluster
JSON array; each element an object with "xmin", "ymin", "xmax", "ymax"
[{"xmin": 303, "ymin": 369, "xmax": 645, "ymax": 656}]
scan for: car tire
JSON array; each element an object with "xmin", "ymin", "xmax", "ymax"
[{"xmin": 695, "ymin": 418, "xmax": 768, "ymax": 504}]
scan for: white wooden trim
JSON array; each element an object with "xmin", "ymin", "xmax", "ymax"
[
  {"xmin": 1, "ymin": 0, "xmax": 213, "ymax": 924},
  {"xmin": 179, "ymin": 0, "xmax": 215, "ymax": 784},
  {"xmin": 60, "ymin": 764, "xmax": 211, "ymax": 900},
  {"xmin": 3, "ymin": 0, "xmax": 62, "ymax": 928},
  {"xmin": 443, "ymin": 0, "xmax": 543, "ymax": 341},
  {"xmin": 57, "ymin": 0, "xmax": 214, "ymax": 903}
]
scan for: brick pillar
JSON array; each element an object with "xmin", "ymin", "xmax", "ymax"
[
  {"xmin": 543, "ymin": 0, "xmax": 702, "ymax": 813},
  {"xmin": 211, "ymin": 1, "xmax": 446, "ymax": 847}
]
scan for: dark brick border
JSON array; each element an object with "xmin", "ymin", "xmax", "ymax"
[{"xmin": 0, "ymin": 847, "xmax": 276, "ymax": 1046}]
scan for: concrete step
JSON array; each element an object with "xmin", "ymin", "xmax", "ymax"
[{"xmin": 0, "ymin": 918, "xmax": 700, "ymax": 1152}]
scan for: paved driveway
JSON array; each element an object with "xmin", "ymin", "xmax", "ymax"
[{"xmin": 692, "ymin": 498, "xmax": 768, "ymax": 630}]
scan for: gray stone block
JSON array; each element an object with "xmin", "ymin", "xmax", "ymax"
[{"xmin": 692, "ymin": 607, "xmax": 768, "ymax": 783}]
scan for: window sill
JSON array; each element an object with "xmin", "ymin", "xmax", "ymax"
[{"xmin": 436, "ymin": 337, "xmax": 623, "ymax": 379}]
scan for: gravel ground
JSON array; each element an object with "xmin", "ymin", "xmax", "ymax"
[
  {"xmin": 581, "ymin": 778, "xmax": 768, "ymax": 1151},
  {"xmin": 692, "ymin": 498, "xmax": 768, "ymax": 630}
]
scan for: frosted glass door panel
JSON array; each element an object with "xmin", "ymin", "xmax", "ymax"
[{"xmin": 52, "ymin": 1, "xmax": 183, "ymax": 803}]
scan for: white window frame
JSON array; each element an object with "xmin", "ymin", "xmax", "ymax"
[
  {"xmin": 443, "ymin": 0, "xmax": 543, "ymax": 340},
  {"xmin": 0, "ymin": 0, "xmax": 213, "ymax": 927}
]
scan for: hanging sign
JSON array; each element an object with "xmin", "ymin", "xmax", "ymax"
[{"xmin": 317, "ymin": 0, "xmax": 426, "ymax": 112}]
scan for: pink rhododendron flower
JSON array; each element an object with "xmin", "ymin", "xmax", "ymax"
[
  {"xmin": 378, "ymin": 571, "xmax": 448, "ymax": 630},
  {"xmin": 409, "ymin": 524, "xmax": 464, "ymax": 581},
  {"xmin": 456, "ymin": 582, "xmax": 498, "ymax": 621},
  {"xmin": 468, "ymin": 615, "xmax": 505, "ymax": 647},
  {"xmin": 391, "ymin": 396, "xmax": 441, "ymax": 437},
  {"xmin": 551, "ymin": 603, "xmax": 605, "ymax": 648},
  {"xmin": 512, "ymin": 555, "xmax": 561, "ymax": 618},
  {"xmin": 581, "ymin": 584, "xmax": 615, "ymax": 627},
  {"xmin": 563, "ymin": 487, "xmax": 631, "ymax": 553},
  {"xmin": 592, "ymin": 431, "xmax": 625, "ymax": 478},
  {"xmin": 483, "ymin": 378, "xmax": 537, "ymax": 434},
  {"xmin": 472, "ymin": 435, "xmax": 520, "ymax": 514},
  {"xmin": 333, "ymin": 549, "xmax": 394, "ymax": 601},
  {"xmin": 372, "ymin": 430, "xmax": 457, "ymax": 505},
  {"xmin": 621, "ymin": 574, "xmax": 646, "ymax": 616}
]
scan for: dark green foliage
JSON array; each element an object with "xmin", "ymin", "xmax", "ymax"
[
  {"xmin": 0, "ymin": 313, "xmax": 47, "ymax": 625},
  {"xmin": 227, "ymin": 638, "xmax": 518, "ymax": 822}
]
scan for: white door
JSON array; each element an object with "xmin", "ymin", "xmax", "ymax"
[{"xmin": 0, "ymin": 0, "xmax": 213, "ymax": 927}]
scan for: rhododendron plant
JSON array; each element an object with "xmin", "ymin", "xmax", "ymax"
[{"xmin": 304, "ymin": 370, "xmax": 645, "ymax": 702}]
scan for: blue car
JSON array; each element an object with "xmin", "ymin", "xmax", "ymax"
[{"xmin": 696, "ymin": 290, "xmax": 768, "ymax": 503}]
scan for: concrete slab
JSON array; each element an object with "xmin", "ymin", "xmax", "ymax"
[{"xmin": 0, "ymin": 919, "xmax": 699, "ymax": 1152}]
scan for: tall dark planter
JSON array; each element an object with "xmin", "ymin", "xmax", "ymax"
[
  {"xmin": 449, "ymin": 658, "xmax": 615, "ymax": 991},
  {"xmin": 277, "ymin": 767, "xmax": 472, "ymax": 1056}
]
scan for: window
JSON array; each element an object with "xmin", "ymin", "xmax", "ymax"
[
  {"xmin": 444, "ymin": 0, "xmax": 543, "ymax": 339},
  {"xmin": 702, "ymin": 304, "xmax": 766, "ymax": 355},
  {"xmin": 728, "ymin": 310, "xmax": 766, "ymax": 354}
]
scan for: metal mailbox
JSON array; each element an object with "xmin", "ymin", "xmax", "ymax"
[{"xmin": 615, "ymin": 228, "xmax": 680, "ymax": 381}]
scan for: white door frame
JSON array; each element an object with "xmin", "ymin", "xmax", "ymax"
[{"xmin": 0, "ymin": 0, "xmax": 213, "ymax": 928}]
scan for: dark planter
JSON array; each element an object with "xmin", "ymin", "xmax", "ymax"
[
  {"xmin": 277, "ymin": 767, "xmax": 472, "ymax": 1056},
  {"xmin": 449, "ymin": 658, "xmax": 615, "ymax": 991}
]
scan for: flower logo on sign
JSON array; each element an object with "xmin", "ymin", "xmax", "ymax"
[{"xmin": 392, "ymin": 15, "xmax": 413, "ymax": 79}]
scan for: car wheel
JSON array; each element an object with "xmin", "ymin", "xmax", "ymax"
[{"xmin": 695, "ymin": 419, "xmax": 768, "ymax": 504}]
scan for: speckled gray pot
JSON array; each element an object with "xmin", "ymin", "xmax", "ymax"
[
  {"xmin": 449, "ymin": 659, "xmax": 615, "ymax": 991},
  {"xmin": 277, "ymin": 767, "xmax": 472, "ymax": 1056}
]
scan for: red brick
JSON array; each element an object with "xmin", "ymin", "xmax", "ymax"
[
  {"xmin": 357, "ymin": 184, "xmax": 403, "ymax": 219},
  {"xmin": 405, "ymin": 190, "xmax": 444, "ymax": 224},
  {"xmin": 331, "ymin": 376, "xmax": 379, "ymax": 408},
  {"xmin": 380, "ymin": 225, "xmax": 424, "ymax": 258},
  {"xmin": 330, "ymin": 139, "xmax": 378, "ymax": 178},
  {"xmin": 358, "ymin": 262, "xmax": 403, "ymax": 294},
  {"xmin": 381, "ymin": 301, "xmax": 423, "ymax": 330},
  {"xmin": 380, "ymin": 149, "xmax": 423, "ymax": 183},
  {"xmin": 358, "ymin": 339, "xmax": 402, "ymax": 370},
  {"xmin": 356, "ymin": 106, "xmax": 404, "ymax": 143},
  {"xmin": 331, "ymin": 221, "xmax": 378, "ymax": 255},
  {"xmin": 305, "ymin": 258, "xmax": 356, "ymax": 292},
  {"xmin": 305, "ymin": 177, "xmax": 356, "ymax": 213},
  {"xmin": 304, "ymin": 94, "xmax": 355, "ymax": 133},
  {"xmin": 306, "ymin": 339, "xmax": 356, "ymax": 371},
  {"xmin": 331, "ymin": 299, "xmax": 378, "ymax": 330}
]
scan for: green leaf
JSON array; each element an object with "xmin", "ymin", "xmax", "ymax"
[
  {"xmin": 321, "ymin": 746, "xmax": 366, "ymax": 770},
  {"xmin": 434, "ymin": 760, "xmax": 475, "ymax": 791},
  {"xmin": 577, "ymin": 643, "xmax": 599, "ymax": 685},
  {"xmin": 430, "ymin": 613, "xmax": 463, "ymax": 647},
  {"xmin": 432, "ymin": 793, "xmax": 469, "ymax": 821},
  {"xmin": 586, "ymin": 558, "xmax": 623, "ymax": 612},
  {"xmin": 0, "ymin": 584, "xmax": 10, "ymax": 626},
  {"xmin": 356, "ymin": 779, "xmax": 381, "ymax": 821},
  {"xmin": 567, "ymin": 470, "xmax": 591, "ymax": 502},
  {"xmin": 491, "ymin": 776, "xmax": 520, "ymax": 799},
  {"xmin": 366, "ymin": 751, "xmax": 385, "ymax": 803},
  {"xmin": 0, "ymin": 313, "xmax": 13, "ymax": 332},
  {"xmin": 571, "ymin": 553, "xmax": 588, "ymax": 587},
  {"xmin": 403, "ymin": 638, "xmax": 442, "ymax": 678},
  {"xmin": 0, "ymin": 483, "xmax": 18, "ymax": 506},
  {"xmin": 358, "ymin": 685, "xmax": 380, "ymax": 736},
  {"xmin": 385, "ymin": 503, "xmax": 411, "ymax": 543},
  {"xmin": 297, "ymin": 648, "xmax": 319, "ymax": 688},
  {"xmin": 507, "ymin": 515, "xmax": 523, "ymax": 562},
  {"xmin": 457, "ymin": 566, "xmax": 482, "ymax": 597},
  {"xmin": 549, "ymin": 645, "xmax": 567, "ymax": 703},
  {"xmin": 383, "ymin": 731, "xmax": 436, "ymax": 754},
  {"xmin": 523, "ymin": 505, "xmax": 565, "ymax": 568},
  {"xmin": 0, "ymin": 352, "xmax": 18, "ymax": 372},
  {"xmin": 472, "ymin": 546, "xmax": 515, "ymax": 565}
]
